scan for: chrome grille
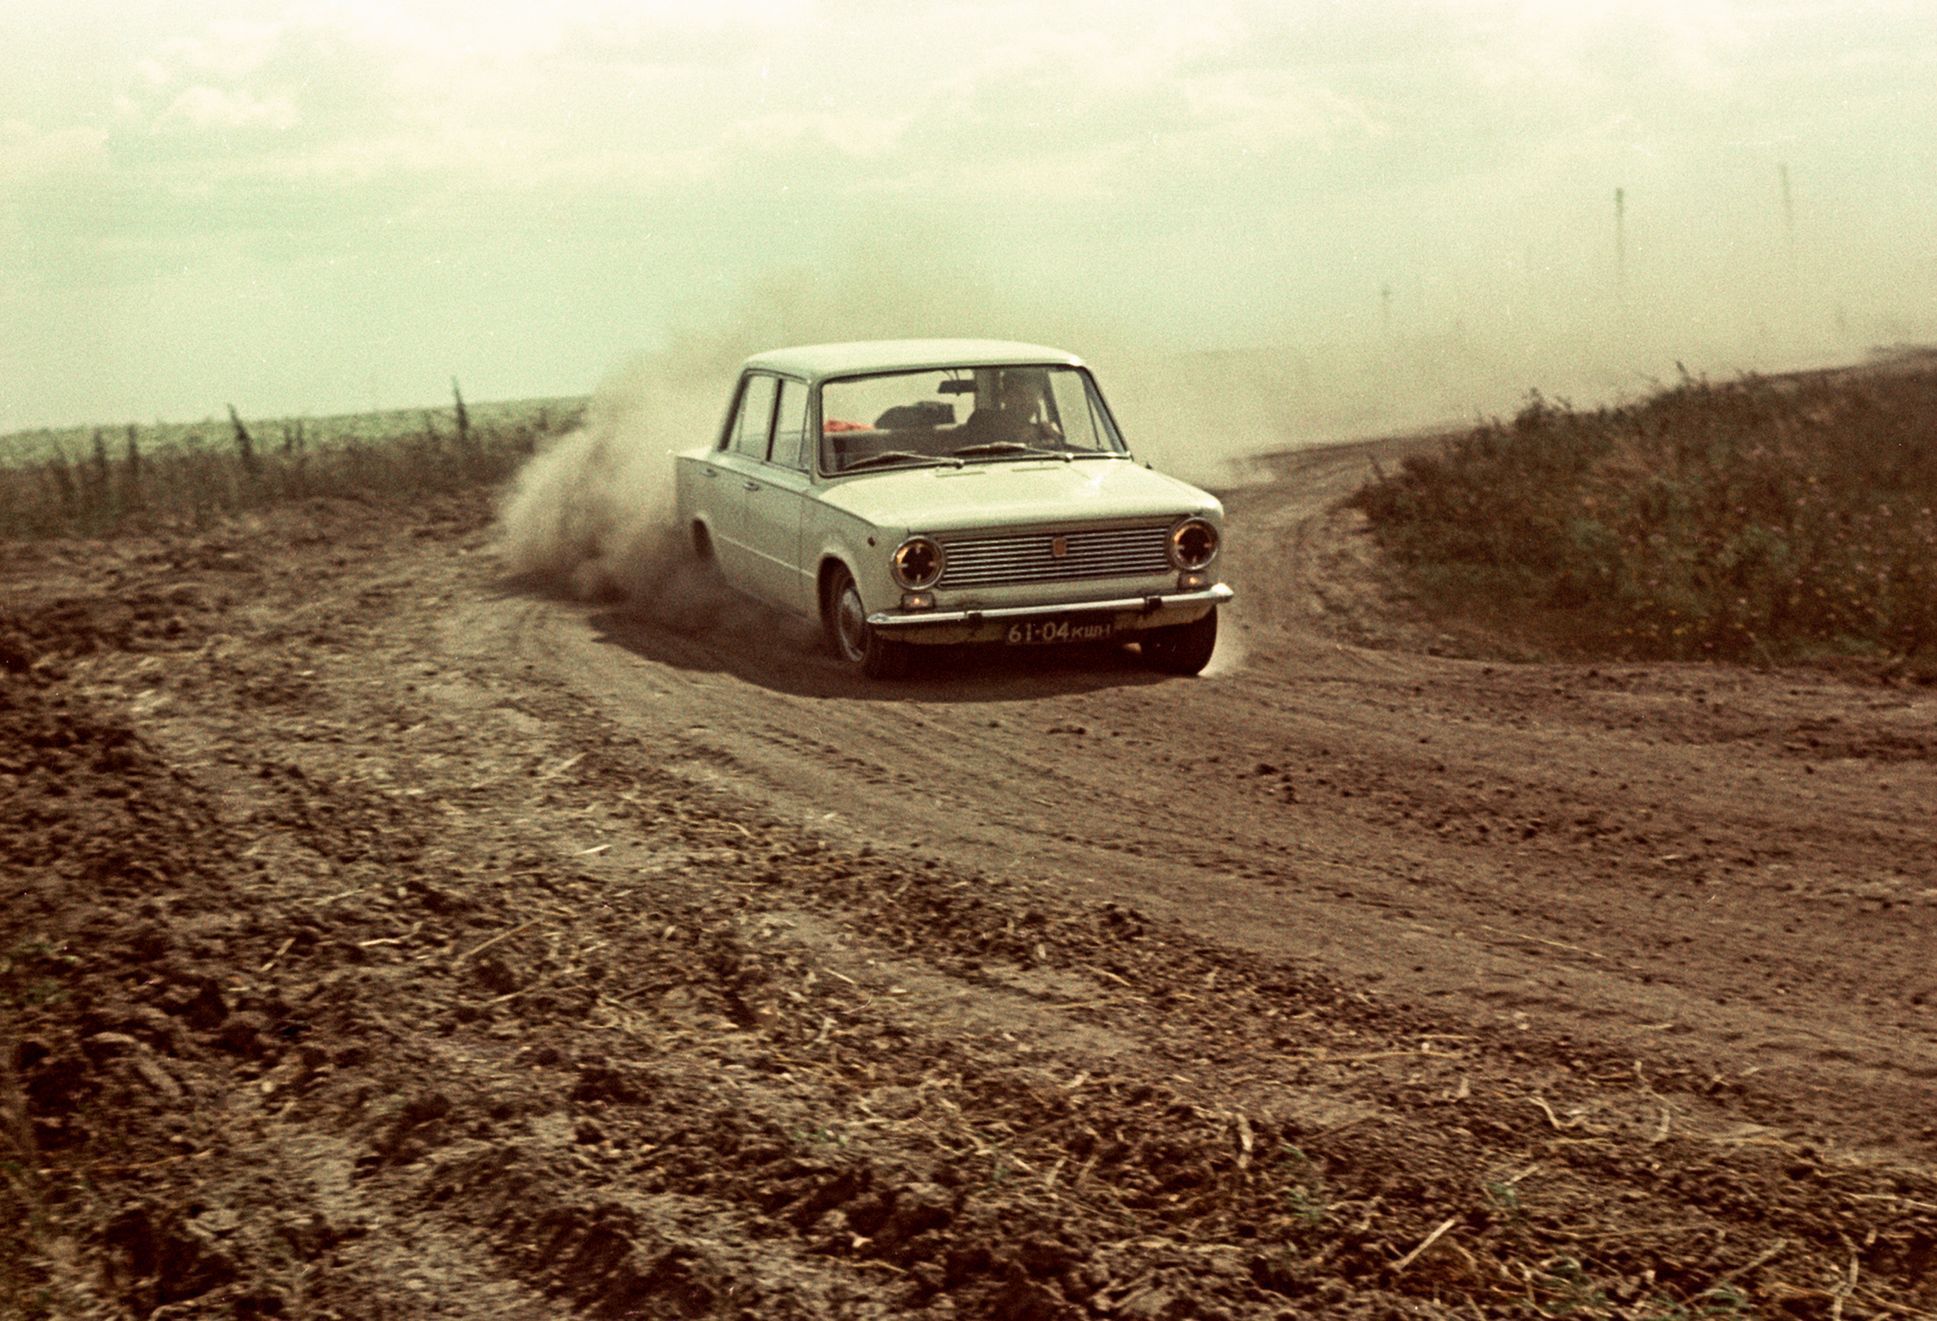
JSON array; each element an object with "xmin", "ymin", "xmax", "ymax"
[{"xmin": 936, "ymin": 525, "xmax": 1173, "ymax": 588}]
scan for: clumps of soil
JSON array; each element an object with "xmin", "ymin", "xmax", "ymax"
[
  {"xmin": 1, "ymin": 670, "xmax": 277, "ymax": 1316},
  {"xmin": 0, "ymin": 588, "xmax": 204, "ymax": 677},
  {"xmin": 5, "ymin": 489, "xmax": 1935, "ymax": 1319},
  {"xmin": 2, "ymin": 682, "xmax": 209, "ymax": 901}
]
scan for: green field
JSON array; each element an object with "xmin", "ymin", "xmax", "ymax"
[{"xmin": 0, "ymin": 393, "xmax": 586, "ymax": 540}]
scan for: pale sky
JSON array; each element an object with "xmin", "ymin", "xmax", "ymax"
[{"xmin": 2, "ymin": 0, "xmax": 1933, "ymax": 432}]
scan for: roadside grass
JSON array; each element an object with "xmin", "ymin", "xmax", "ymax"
[
  {"xmin": 1350, "ymin": 351, "xmax": 1937, "ymax": 675},
  {"xmin": 0, "ymin": 387, "xmax": 584, "ymax": 541}
]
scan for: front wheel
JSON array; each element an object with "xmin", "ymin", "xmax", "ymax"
[
  {"xmin": 825, "ymin": 568, "xmax": 910, "ymax": 679},
  {"xmin": 1140, "ymin": 609, "xmax": 1218, "ymax": 676}
]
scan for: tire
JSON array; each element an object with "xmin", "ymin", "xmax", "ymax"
[
  {"xmin": 1141, "ymin": 609, "xmax": 1218, "ymax": 676},
  {"xmin": 825, "ymin": 568, "xmax": 910, "ymax": 679}
]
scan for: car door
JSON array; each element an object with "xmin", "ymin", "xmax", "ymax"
[
  {"xmin": 741, "ymin": 377, "xmax": 813, "ymax": 615},
  {"xmin": 706, "ymin": 372, "xmax": 779, "ymax": 587}
]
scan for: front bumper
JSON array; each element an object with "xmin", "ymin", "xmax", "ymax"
[{"xmin": 867, "ymin": 583, "xmax": 1233, "ymax": 646}]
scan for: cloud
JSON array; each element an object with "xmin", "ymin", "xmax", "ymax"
[
  {"xmin": 60, "ymin": 0, "xmax": 1765, "ymax": 234},
  {"xmin": 153, "ymin": 84, "xmax": 300, "ymax": 133},
  {"xmin": 726, "ymin": 111, "xmax": 913, "ymax": 160},
  {"xmin": 109, "ymin": 17, "xmax": 396, "ymax": 170},
  {"xmin": 136, "ymin": 19, "xmax": 287, "ymax": 86},
  {"xmin": 0, "ymin": 119, "xmax": 109, "ymax": 177},
  {"xmin": 4, "ymin": 0, "xmax": 1936, "ymax": 430}
]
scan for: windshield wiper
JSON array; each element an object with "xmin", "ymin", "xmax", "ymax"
[
  {"xmin": 947, "ymin": 441, "xmax": 1067, "ymax": 459},
  {"xmin": 840, "ymin": 450, "xmax": 959, "ymax": 473}
]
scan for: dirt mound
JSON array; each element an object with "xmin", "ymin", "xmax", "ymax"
[{"xmin": 0, "ymin": 589, "xmax": 203, "ymax": 678}]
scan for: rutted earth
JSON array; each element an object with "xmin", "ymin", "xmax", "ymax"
[{"xmin": 3, "ymin": 437, "xmax": 1933, "ymax": 1319}]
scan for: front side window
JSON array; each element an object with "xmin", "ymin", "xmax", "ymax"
[{"xmin": 818, "ymin": 365, "xmax": 1125, "ymax": 474}]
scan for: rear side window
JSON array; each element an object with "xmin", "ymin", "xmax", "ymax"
[
  {"xmin": 769, "ymin": 379, "xmax": 809, "ymax": 470},
  {"xmin": 731, "ymin": 374, "xmax": 778, "ymax": 458}
]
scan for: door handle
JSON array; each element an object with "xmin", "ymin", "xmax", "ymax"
[
  {"xmin": 743, "ymin": 481, "xmax": 761, "ymax": 492},
  {"xmin": 701, "ymin": 467, "xmax": 717, "ymax": 478}
]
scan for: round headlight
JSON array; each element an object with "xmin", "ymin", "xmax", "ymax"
[
  {"xmin": 891, "ymin": 536, "xmax": 945, "ymax": 590},
  {"xmin": 1168, "ymin": 517, "xmax": 1219, "ymax": 571}
]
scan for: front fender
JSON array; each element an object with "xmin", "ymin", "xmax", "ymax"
[{"xmin": 808, "ymin": 512, "xmax": 905, "ymax": 620}]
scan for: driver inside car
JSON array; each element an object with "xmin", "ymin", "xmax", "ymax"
[{"xmin": 953, "ymin": 370, "xmax": 1063, "ymax": 447}]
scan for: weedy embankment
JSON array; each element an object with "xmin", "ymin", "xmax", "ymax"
[{"xmin": 1351, "ymin": 351, "xmax": 1937, "ymax": 675}]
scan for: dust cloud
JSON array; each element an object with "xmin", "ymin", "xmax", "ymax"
[
  {"xmin": 1090, "ymin": 315, "xmax": 1884, "ymax": 491},
  {"xmin": 497, "ymin": 352, "xmax": 726, "ymax": 613},
  {"xmin": 495, "ymin": 242, "xmax": 1002, "ymax": 618},
  {"xmin": 1199, "ymin": 618, "xmax": 1247, "ymax": 679},
  {"xmin": 498, "ymin": 228, "xmax": 1904, "ymax": 616},
  {"xmin": 489, "ymin": 242, "xmax": 1378, "ymax": 618}
]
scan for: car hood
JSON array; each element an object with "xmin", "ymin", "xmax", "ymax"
[{"xmin": 817, "ymin": 458, "xmax": 1221, "ymax": 534}]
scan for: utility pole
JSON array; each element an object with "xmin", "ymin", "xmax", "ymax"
[
  {"xmin": 1778, "ymin": 163, "xmax": 1797, "ymax": 275},
  {"xmin": 1614, "ymin": 186, "xmax": 1627, "ymax": 306}
]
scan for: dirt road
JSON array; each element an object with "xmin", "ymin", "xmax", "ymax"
[{"xmin": 5, "ymin": 437, "xmax": 1933, "ymax": 1317}]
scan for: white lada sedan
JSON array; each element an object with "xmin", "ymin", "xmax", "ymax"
[{"xmin": 672, "ymin": 339, "xmax": 1231, "ymax": 678}]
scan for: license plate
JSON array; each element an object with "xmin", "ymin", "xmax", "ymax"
[{"xmin": 1003, "ymin": 615, "xmax": 1119, "ymax": 646}]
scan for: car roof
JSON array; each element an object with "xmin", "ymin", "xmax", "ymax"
[{"xmin": 742, "ymin": 339, "xmax": 1084, "ymax": 383}]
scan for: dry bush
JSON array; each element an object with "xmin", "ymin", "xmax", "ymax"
[
  {"xmin": 1352, "ymin": 356, "xmax": 1937, "ymax": 670},
  {"xmin": 0, "ymin": 398, "xmax": 584, "ymax": 541}
]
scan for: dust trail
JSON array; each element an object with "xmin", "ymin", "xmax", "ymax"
[
  {"xmin": 500, "ymin": 238, "xmax": 1855, "ymax": 637},
  {"xmin": 495, "ymin": 242, "xmax": 1000, "ymax": 623},
  {"xmin": 1200, "ymin": 619, "xmax": 1248, "ymax": 678},
  {"xmin": 497, "ymin": 352, "xmax": 731, "ymax": 626}
]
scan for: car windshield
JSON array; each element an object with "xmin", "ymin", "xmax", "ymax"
[{"xmin": 819, "ymin": 365, "xmax": 1126, "ymax": 475}]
